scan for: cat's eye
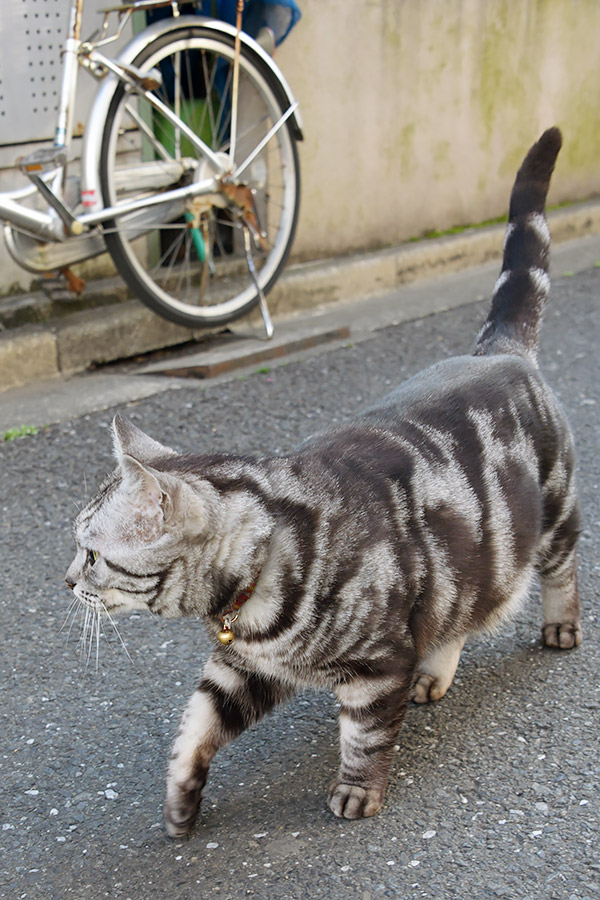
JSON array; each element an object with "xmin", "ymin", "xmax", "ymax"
[{"xmin": 87, "ymin": 549, "xmax": 99, "ymax": 566}]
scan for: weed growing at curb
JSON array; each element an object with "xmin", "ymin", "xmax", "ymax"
[{"xmin": 3, "ymin": 424, "xmax": 39, "ymax": 441}]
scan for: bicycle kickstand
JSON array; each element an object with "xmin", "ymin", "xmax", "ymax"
[{"xmin": 243, "ymin": 225, "xmax": 274, "ymax": 340}]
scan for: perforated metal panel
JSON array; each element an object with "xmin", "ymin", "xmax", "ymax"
[{"xmin": 0, "ymin": 0, "xmax": 132, "ymax": 146}]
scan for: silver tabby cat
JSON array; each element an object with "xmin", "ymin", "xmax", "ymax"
[{"xmin": 66, "ymin": 128, "xmax": 581, "ymax": 836}]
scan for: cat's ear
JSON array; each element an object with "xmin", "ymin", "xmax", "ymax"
[
  {"xmin": 112, "ymin": 414, "xmax": 177, "ymax": 464},
  {"xmin": 119, "ymin": 453, "xmax": 172, "ymax": 524}
]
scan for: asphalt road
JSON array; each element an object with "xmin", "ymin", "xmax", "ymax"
[{"xmin": 1, "ymin": 266, "xmax": 599, "ymax": 900}]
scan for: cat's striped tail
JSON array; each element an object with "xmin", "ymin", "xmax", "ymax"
[{"xmin": 474, "ymin": 127, "xmax": 562, "ymax": 361}]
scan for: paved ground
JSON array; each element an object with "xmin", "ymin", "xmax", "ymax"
[
  {"xmin": 1, "ymin": 232, "xmax": 600, "ymax": 434},
  {"xmin": 1, "ymin": 262, "xmax": 599, "ymax": 900}
]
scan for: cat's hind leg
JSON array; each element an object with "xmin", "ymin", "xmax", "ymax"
[
  {"xmin": 539, "ymin": 490, "xmax": 582, "ymax": 650},
  {"xmin": 412, "ymin": 635, "xmax": 466, "ymax": 704},
  {"xmin": 541, "ymin": 552, "xmax": 582, "ymax": 650},
  {"xmin": 329, "ymin": 661, "xmax": 414, "ymax": 819}
]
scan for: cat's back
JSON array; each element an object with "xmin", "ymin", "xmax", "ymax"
[
  {"xmin": 362, "ymin": 352, "xmax": 550, "ymax": 430},
  {"xmin": 297, "ymin": 352, "xmax": 570, "ymax": 485}
]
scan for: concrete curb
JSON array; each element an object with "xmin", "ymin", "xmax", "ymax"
[{"xmin": 1, "ymin": 199, "xmax": 600, "ymax": 392}]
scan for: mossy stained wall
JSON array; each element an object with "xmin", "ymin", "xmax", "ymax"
[{"xmin": 277, "ymin": 0, "xmax": 600, "ymax": 259}]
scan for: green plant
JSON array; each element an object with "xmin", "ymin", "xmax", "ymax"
[{"xmin": 3, "ymin": 424, "xmax": 39, "ymax": 441}]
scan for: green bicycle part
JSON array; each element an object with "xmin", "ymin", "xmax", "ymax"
[{"xmin": 183, "ymin": 211, "xmax": 206, "ymax": 262}]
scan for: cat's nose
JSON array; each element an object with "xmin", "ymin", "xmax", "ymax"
[{"xmin": 65, "ymin": 575, "xmax": 76, "ymax": 591}]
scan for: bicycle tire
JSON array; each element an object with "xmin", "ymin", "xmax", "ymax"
[{"xmin": 99, "ymin": 25, "xmax": 300, "ymax": 329}]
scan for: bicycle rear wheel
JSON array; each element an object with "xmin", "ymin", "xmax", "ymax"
[{"xmin": 100, "ymin": 25, "xmax": 300, "ymax": 328}]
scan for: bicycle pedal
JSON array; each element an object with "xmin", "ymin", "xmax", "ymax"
[
  {"xmin": 40, "ymin": 268, "xmax": 86, "ymax": 301},
  {"xmin": 18, "ymin": 146, "xmax": 67, "ymax": 174},
  {"xmin": 40, "ymin": 274, "xmax": 73, "ymax": 302}
]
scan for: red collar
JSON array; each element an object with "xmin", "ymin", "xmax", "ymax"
[{"xmin": 217, "ymin": 573, "xmax": 260, "ymax": 645}]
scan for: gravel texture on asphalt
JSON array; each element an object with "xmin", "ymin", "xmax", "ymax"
[{"xmin": 1, "ymin": 268, "xmax": 599, "ymax": 900}]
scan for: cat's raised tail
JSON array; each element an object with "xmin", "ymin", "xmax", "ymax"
[{"xmin": 474, "ymin": 126, "xmax": 562, "ymax": 361}]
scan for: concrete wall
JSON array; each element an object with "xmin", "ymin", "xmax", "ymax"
[
  {"xmin": 1, "ymin": 0, "xmax": 600, "ymax": 295},
  {"xmin": 277, "ymin": 0, "xmax": 600, "ymax": 259}
]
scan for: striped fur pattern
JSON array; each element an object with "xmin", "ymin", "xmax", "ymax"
[{"xmin": 66, "ymin": 129, "xmax": 581, "ymax": 835}]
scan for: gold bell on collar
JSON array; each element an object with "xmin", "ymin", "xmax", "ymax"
[
  {"xmin": 217, "ymin": 626, "xmax": 236, "ymax": 645},
  {"xmin": 217, "ymin": 612, "xmax": 237, "ymax": 645}
]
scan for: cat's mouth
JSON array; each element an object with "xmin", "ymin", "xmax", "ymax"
[
  {"xmin": 71, "ymin": 588, "xmax": 121, "ymax": 616},
  {"xmin": 72, "ymin": 589, "xmax": 102, "ymax": 611}
]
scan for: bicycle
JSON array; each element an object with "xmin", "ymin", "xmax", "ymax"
[{"xmin": 1, "ymin": 0, "xmax": 303, "ymax": 337}]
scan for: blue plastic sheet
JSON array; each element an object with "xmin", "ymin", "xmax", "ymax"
[
  {"xmin": 150, "ymin": 2, "xmax": 302, "ymax": 46},
  {"xmin": 197, "ymin": 1, "xmax": 301, "ymax": 45}
]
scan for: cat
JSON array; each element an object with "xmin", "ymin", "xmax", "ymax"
[{"xmin": 65, "ymin": 127, "xmax": 581, "ymax": 836}]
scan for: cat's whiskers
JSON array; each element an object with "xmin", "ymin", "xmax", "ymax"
[
  {"xmin": 76, "ymin": 603, "xmax": 89, "ymax": 644},
  {"xmin": 78, "ymin": 605, "xmax": 91, "ymax": 664},
  {"xmin": 63, "ymin": 590, "xmax": 135, "ymax": 670},
  {"xmin": 69, "ymin": 602, "xmax": 110, "ymax": 671},
  {"xmin": 86, "ymin": 608, "xmax": 96, "ymax": 668},
  {"xmin": 94, "ymin": 607, "xmax": 101, "ymax": 671},
  {"xmin": 66, "ymin": 595, "xmax": 97, "ymax": 671},
  {"xmin": 84, "ymin": 610, "xmax": 92, "ymax": 667},
  {"xmin": 80, "ymin": 606, "xmax": 101, "ymax": 672},
  {"xmin": 101, "ymin": 601, "xmax": 135, "ymax": 667},
  {"xmin": 96, "ymin": 610, "xmax": 116, "ymax": 656},
  {"xmin": 59, "ymin": 596, "xmax": 81, "ymax": 636}
]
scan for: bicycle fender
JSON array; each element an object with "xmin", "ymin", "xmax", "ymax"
[{"xmin": 80, "ymin": 15, "xmax": 303, "ymax": 212}]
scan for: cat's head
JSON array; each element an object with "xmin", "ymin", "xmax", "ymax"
[{"xmin": 65, "ymin": 415, "xmax": 214, "ymax": 619}]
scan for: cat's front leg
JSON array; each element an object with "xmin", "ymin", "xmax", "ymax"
[
  {"xmin": 164, "ymin": 653, "xmax": 292, "ymax": 837},
  {"xmin": 164, "ymin": 687, "xmax": 218, "ymax": 837},
  {"xmin": 329, "ymin": 671, "xmax": 413, "ymax": 820}
]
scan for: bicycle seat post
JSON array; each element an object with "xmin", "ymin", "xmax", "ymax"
[{"xmin": 54, "ymin": 0, "xmax": 85, "ymax": 177}]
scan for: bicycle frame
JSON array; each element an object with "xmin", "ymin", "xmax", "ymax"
[{"xmin": 0, "ymin": 0, "xmax": 302, "ymax": 273}]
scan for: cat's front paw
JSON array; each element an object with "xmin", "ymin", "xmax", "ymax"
[
  {"xmin": 542, "ymin": 622, "xmax": 582, "ymax": 649},
  {"xmin": 164, "ymin": 780, "xmax": 204, "ymax": 838},
  {"xmin": 327, "ymin": 782, "xmax": 384, "ymax": 819}
]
